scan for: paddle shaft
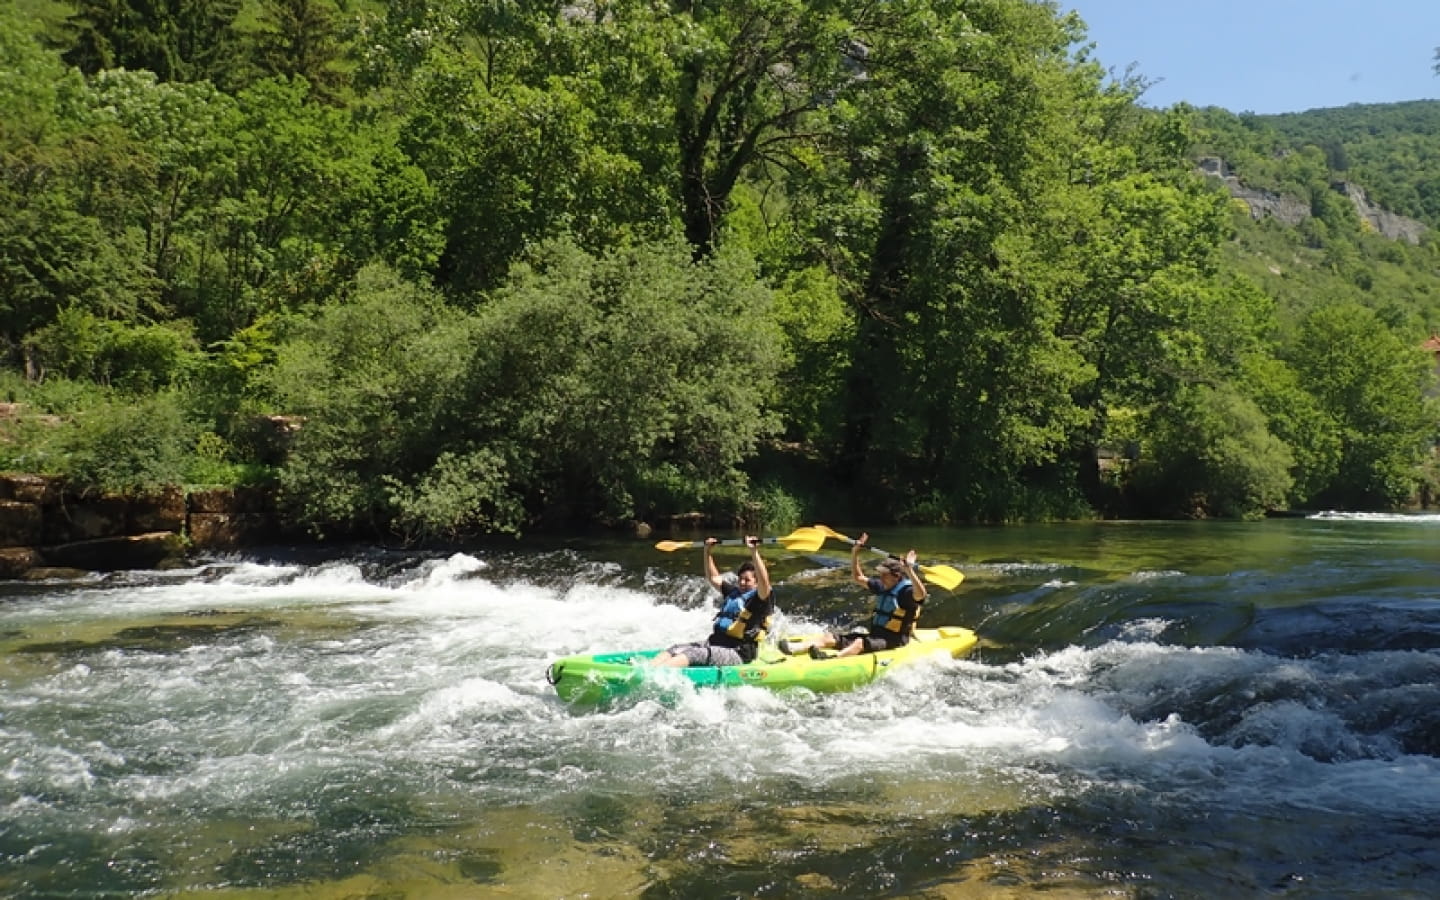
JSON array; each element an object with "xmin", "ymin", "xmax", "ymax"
[
  {"xmin": 653, "ymin": 527, "xmax": 827, "ymax": 553},
  {"xmin": 809, "ymin": 525, "xmax": 964, "ymax": 590}
]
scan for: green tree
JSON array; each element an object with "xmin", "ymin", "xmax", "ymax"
[
  {"xmin": 0, "ymin": 10, "xmax": 156, "ymax": 361},
  {"xmin": 241, "ymin": 0, "xmax": 352, "ymax": 103},
  {"xmin": 268, "ymin": 239, "xmax": 783, "ymax": 539},
  {"xmin": 780, "ymin": 1, "xmax": 1214, "ymax": 520},
  {"xmin": 1131, "ymin": 383, "xmax": 1293, "ymax": 518},
  {"xmin": 1240, "ymin": 353, "xmax": 1342, "ymax": 507},
  {"xmin": 357, "ymin": 0, "xmax": 671, "ymax": 294},
  {"xmin": 1290, "ymin": 303, "xmax": 1437, "ymax": 507},
  {"xmin": 61, "ymin": 0, "xmax": 245, "ymax": 86},
  {"xmin": 83, "ymin": 69, "xmax": 240, "ymax": 324},
  {"xmin": 81, "ymin": 70, "xmax": 440, "ymax": 341}
]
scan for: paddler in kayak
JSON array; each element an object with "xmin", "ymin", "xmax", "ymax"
[
  {"xmin": 779, "ymin": 533, "xmax": 927, "ymax": 659},
  {"xmin": 651, "ymin": 535, "xmax": 775, "ymax": 667}
]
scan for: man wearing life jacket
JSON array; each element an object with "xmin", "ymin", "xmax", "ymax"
[
  {"xmin": 779, "ymin": 532, "xmax": 926, "ymax": 659},
  {"xmin": 652, "ymin": 535, "xmax": 775, "ymax": 667}
]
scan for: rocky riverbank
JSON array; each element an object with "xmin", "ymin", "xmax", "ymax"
[{"xmin": 0, "ymin": 474, "xmax": 280, "ymax": 579}]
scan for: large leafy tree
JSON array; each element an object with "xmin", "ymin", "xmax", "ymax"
[
  {"xmin": 1290, "ymin": 303, "xmax": 1437, "ymax": 507},
  {"xmin": 0, "ymin": 8, "xmax": 155, "ymax": 362},
  {"xmin": 656, "ymin": 0, "xmax": 893, "ymax": 256},
  {"xmin": 772, "ymin": 1, "xmax": 1120, "ymax": 518},
  {"xmin": 80, "ymin": 70, "xmax": 440, "ymax": 341},
  {"xmin": 268, "ymin": 239, "xmax": 783, "ymax": 539},
  {"xmin": 358, "ymin": 0, "xmax": 672, "ymax": 294}
]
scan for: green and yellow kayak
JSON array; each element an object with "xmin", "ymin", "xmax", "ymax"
[{"xmin": 545, "ymin": 626, "xmax": 978, "ymax": 706}]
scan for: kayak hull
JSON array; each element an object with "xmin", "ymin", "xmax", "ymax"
[{"xmin": 545, "ymin": 626, "xmax": 978, "ymax": 705}]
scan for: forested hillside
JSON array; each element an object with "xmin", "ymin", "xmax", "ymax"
[{"xmin": 1, "ymin": 0, "xmax": 1437, "ymax": 541}]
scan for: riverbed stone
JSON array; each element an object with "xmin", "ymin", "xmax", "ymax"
[
  {"xmin": 21, "ymin": 566, "xmax": 92, "ymax": 581},
  {"xmin": 0, "ymin": 473, "xmax": 61, "ymax": 504},
  {"xmin": 43, "ymin": 532, "xmax": 185, "ymax": 571},
  {"xmin": 42, "ymin": 493, "xmax": 130, "ymax": 544},
  {"xmin": 188, "ymin": 486, "xmax": 274, "ymax": 515},
  {"xmin": 0, "ymin": 546, "xmax": 44, "ymax": 578},
  {"xmin": 188, "ymin": 512, "xmax": 277, "ymax": 549},
  {"xmin": 130, "ymin": 485, "xmax": 185, "ymax": 532},
  {"xmin": 0, "ymin": 499, "xmax": 42, "ymax": 547}
]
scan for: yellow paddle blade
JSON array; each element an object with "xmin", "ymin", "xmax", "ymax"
[
  {"xmin": 774, "ymin": 531, "xmax": 826, "ymax": 552},
  {"xmin": 779, "ymin": 526, "xmax": 826, "ymax": 540},
  {"xmin": 810, "ymin": 524, "xmax": 964, "ymax": 590},
  {"xmin": 918, "ymin": 565, "xmax": 965, "ymax": 591},
  {"xmin": 653, "ymin": 539, "xmax": 700, "ymax": 552}
]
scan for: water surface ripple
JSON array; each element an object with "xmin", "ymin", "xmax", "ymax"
[{"xmin": 2, "ymin": 516, "xmax": 1438, "ymax": 897}]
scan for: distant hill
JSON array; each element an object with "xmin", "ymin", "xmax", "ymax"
[
  {"xmin": 1188, "ymin": 101, "xmax": 1440, "ymax": 337},
  {"xmin": 1191, "ymin": 100, "xmax": 1440, "ymax": 229},
  {"xmin": 1262, "ymin": 100, "xmax": 1440, "ymax": 229}
]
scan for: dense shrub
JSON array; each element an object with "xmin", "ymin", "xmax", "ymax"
[{"xmin": 56, "ymin": 391, "xmax": 197, "ymax": 494}]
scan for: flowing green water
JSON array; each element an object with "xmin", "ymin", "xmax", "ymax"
[{"xmin": 2, "ymin": 516, "xmax": 1439, "ymax": 898}]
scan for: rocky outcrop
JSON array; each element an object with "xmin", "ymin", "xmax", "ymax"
[
  {"xmin": 1196, "ymin": 157, "xmax": 1428, "ymax": 243},
  {"xmin": 1333, "ymin": 181, "xmax": 1428, "ymax": 244},
  {"xmin": 1199, "ymin": 157, "xmax": 1311, "ymax": 225},
  {"xmin": 0, "ymin": 474, "xmax": 283, "ymax": 578}
]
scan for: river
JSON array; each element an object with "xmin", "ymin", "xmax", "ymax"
[{"xmin": 2, "ymin": 515, "xmax": 1438, "ymax": 898}]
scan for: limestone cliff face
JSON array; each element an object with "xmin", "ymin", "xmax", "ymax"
[
  {"xmin": 1197, "ymin": 157, "xmax": 1428, "ymax": 244},
  {"xmin": 1333, "ymin": 181, "xmax": 1428, "ymax": 244},
  {"xmin": 1199, "ymin": 157, "xmax": 1310, "ymax": 225}
]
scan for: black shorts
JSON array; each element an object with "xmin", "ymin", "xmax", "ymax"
[{"xmin": 836, "ymin": 632, "xmax": 904, "ymax": 654}]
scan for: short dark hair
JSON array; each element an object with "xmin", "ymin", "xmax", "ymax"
[
  {"xmin": 735, "ymin": 561, "xmax": 756, "ymax": 576},
  {"xmin": 876, "ymin": 558, "xmax": 905, "ymax": 577}
]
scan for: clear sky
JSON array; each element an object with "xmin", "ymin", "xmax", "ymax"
[{"xmin": 1064, "ymin": 1, "xmax": 1440, "ymax": 115}]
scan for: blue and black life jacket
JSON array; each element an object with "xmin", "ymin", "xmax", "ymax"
[
  {"xmin": 870, "ymin": 577, "xmax": 921, "ymax": 635},
  {"xmin": 714, "ymin": 587, "xmax": 772, "ymax": 645}
]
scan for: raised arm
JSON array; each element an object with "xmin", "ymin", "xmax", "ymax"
[
  {"xmin": 703, "ymin": 537, "xmax": 725, "ymax": 589},
  {"xmin": 747, "ymin": 536, "xmax": 773, "ymax": 599},
  {"xmin": 850, "ymin": 532, "xmax": 871, "ymax": 587},
  {"xmin": 901, "ymin": 549, "xmax": 927, "ymax": 601}
]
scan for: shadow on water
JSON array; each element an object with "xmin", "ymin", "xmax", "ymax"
[
  {"xmin": 219, "ymin": 799, "xmax": 416, "ymax": 889},
  {"xmin": 619, "ymin": 790, "xmax": 1440, "ymax": 899},
  {"xmin": 13, "ymin": 614, "xmax": 281, "ymax": 656}
]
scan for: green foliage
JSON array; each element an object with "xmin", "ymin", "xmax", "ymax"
[
  {"xmin": 2, "ymin": 0, "xmax": 1438, "ymax": 531},
  {"xmin": 55, "ymin": 392, "xmax": 198, "ymax": 493},
  {"xmin": 1289, "ymin": 303, "xmax": 1437, "ymax": 507},
  {"xmin": 60, "ymin": 0, "xmax": 246, "ymax": 87},
  {"xmin": 749, "ymin": 481, "xmax": 803, "ymax": 533},
  {"xmin": 183, "ymin": 430, "xmax": 274, "ymax": 487},
  {"xmin": 1132, "ymin": 384, "xmax": 1294, "ymax": 519},
  {"xmin": 467, "ymin": 237, "xmax": 784, "ymax": 525},
  {"xmin": 1260, "ymin": 101, "xmax": 1440, "ymax": 228},
  {"xmin": 24, "ymin": 308, "xmax": 198, "ymax": 391},
  {"xmin": 239, "ymin": 0, "xmax": 353, "ymax": 103},
  {"xmin": 267, "ymin": 240, "xmax": 783, "ymax": 540},
  {"xmin": 384, "ymin": 449, "xmax": 523, "ymax": 543},
  {"xmin": 264, "ymin": 263, "xmax": 468, "ymax": 537},
  {"xmin": 1239, "ymin": 354, "xmax": 1342, "ymax": 507}
]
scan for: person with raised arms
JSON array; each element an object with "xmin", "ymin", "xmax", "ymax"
[
  {"xmin": 779, "ymin": 532, "xmax": 926, "ymax": 659},
  {"xmin": 651, "ymin": 536, "xmax": 775, "ymax": 667}
]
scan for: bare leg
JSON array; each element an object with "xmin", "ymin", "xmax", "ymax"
[{"xmin": 784, "ymin": 633, "xmax": 840, "ymax": 656}]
